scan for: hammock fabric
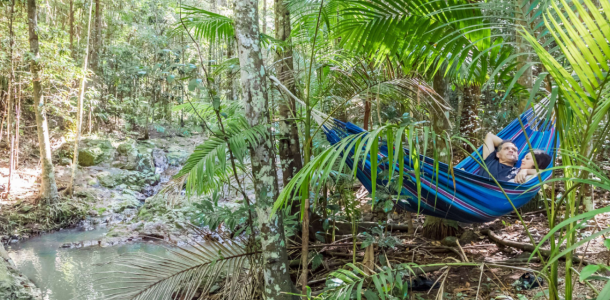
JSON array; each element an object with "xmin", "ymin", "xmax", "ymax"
[{"xmin": 320, "ymin": 108, "xmax": 558, "ymax": 223}]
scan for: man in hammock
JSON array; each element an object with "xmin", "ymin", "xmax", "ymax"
[
  {"xmin": 478, "ymin": 132, "xmax": 520, "ymax": 181},
  {"xmin": 478, "ymin": 132, "xmax": 551, "ymax": 183}
]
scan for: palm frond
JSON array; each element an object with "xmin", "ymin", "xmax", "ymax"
[
  {"xmin": 522, "ymin": 0, "xmax": 610, "ymax": 145},
  {"xmin": 178, "ymin": 6, "xmax": 234, "ymax": 44},
  {"xmin": 96, "ymin": 234, "xmax": 260, "ymax": 300},
  {"xmin": 318, "ymin": 262, "xmax": 422, "ymax": 299},
  {"xmin": 176, "ymin": 115, "xmax": 270, "ymax": 197}
]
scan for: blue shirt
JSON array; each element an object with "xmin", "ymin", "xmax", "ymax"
[{"xmin": 477, "ymin": 151, "xmax": 518, "ymax": 181}]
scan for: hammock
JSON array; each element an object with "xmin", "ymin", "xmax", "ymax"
[{"xmin": 317, "ymin": 107, "xmax": 558, "ymax": 223}]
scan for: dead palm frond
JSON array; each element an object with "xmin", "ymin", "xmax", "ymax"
[{"xmin": 94, "ymin": 230, "xmax": 261, "ymax": 300}]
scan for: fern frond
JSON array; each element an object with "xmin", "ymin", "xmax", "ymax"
[{"xmin": 96, "ymin": 235, "xmax": 261, "ymax": 300}]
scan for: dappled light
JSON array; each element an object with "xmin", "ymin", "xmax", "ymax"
[{"xmin": 1, "ymin": 0, "xmax": 609, "ymax": 299}]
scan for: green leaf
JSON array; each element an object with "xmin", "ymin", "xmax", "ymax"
[
  {"xmin": 604, "ymin": 239, "xmax": 610, "ymax": 250},
  {"xmin": 364, "ymin": 290, "xmax": 379, "ymax": 300},
  {"xmin": 579, "ymin": 265, "xmax": 600, "ymax": 282},
  {"xmin": 167, "ymin": 74, "xmax": 175, "ymax": 83},
  {"xmin": 188, "ymin": 78, "xmax": 202, "ymax": 91}
]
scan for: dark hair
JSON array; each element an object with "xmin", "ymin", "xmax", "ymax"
[
  {"xmin": 497, "ymin": 140, "xmax": 516, "ymax": 151},
  {"xmin": 532, "ymin": 149, "xmax": 552, "ymax": 169}
]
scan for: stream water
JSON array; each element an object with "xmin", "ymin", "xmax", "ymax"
[{"xmin": 7, "ymin": 228, "xmax": 170, "ymax": 300}]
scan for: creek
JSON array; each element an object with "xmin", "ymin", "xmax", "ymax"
[{"xmin": 7, "ymin": 227, "xmax": 170, "ymax": 299}]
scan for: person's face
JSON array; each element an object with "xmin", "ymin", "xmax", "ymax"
[
  {"xmin": 521, "ymin": 153, "xmax": 534, "ymax": 169},
  {"xmin": 497, "ymin": 143, "xmax": 518, "ymax": 164}
]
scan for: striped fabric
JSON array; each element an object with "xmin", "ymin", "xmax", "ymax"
[{"xmin": 321, "ymin": 108, "xmax": 558, "ymax": 223}]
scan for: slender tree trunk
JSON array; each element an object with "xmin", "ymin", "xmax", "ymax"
[
  {"xmin": 6, "ymin": 0, "xmax": 16, "ymax": 195},
  {"xmin": 274, "ymin": 0, "xmax": 303, "ymax": 197},
  {"xmin": 90, "ymin": 0, "xmax": 101, "ymax": 71},
  {"xmin": 363, "ymin": 97, "xmax": 371, "ymax": 130},
  {"xmin": 68, "ymin": 0, "xmax": 93, "ymax": 196},
  {"xmin": 233, "ymin": 0, "xmax": 296, "ymax": 298},
  {"xmin": 69, "ymin": 0, "xmax": 74, "ymax": 57},
  {"xmin": 422, "ymin": 71, "xmax": 460, "ymax": 240},
  {"xmin": 262, "ymin": 0, "xmax": 267, "ymax": 34},
  {"xmin": 14, "ymin": 86, "xmax": 21, "ymax": 169},
  {"xmin": 28, "ymin": 0, "xmax": 59, "ymax": 203},
  {"xmin": 516, "ymin": 0, "xmax": 533, "ymax": 113}
]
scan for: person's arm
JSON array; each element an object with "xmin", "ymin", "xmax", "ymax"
[
  {"xmin": 514, "ymin": 169, "xmax": 538, "ymax": 183},
  {"xmin": 482, "ymin": 132, "xmax": 503, "ymax": 159}
]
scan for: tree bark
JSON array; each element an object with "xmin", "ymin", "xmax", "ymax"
[
  {"xmin": 69, "ymin": 0, "xmax": 74, "ymax": 57},
  {"xmin": 422, "ymin": 71, "xmax": 460, "ymax": 240},
  {"xmin": 233, "ymin": 0, "xmax": 296, "ymax": 298},
  {"xmin": 28, "ymin": 0, "xmax": 59, "ymax": 203},
  {"xmin": 460, "ymin": 84, "xmax": 481, "ymax": 153},
  {"xmin": 274, "ymin": 0, "xmax": 303, "ymax": 197},
  {"xmin": 516, "ymin": 1, "xmax": 533, "ymax": 113},
  {"xmin": 90, "ymin": 0, "xmax": 102, "ymax": 72},
  {"xmin": 68, "ymin": 0, "xmax": 93, "ymax": 196}
]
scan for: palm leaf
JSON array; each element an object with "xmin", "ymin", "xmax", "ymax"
[
  {"xmin": 178, "ymin": 6, "xmax": 234, "ymax": 44},
  {"xmin": 176, "ymin": 115, "xmax": 270, "ymax": 197},
  {"xmin": 95, "ymin": 233, "xmax": 260, "ymax": 300}
]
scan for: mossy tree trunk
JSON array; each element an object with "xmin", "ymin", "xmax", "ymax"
[
  {"xmin": 28, "ymin": 0, "xmax": 59, "ymax": 203},
  {"xmin": 233, "ymin": 0, "xmax": 296, "ymax": 298}
]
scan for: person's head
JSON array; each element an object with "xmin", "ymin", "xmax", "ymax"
[
  {"xmin": 496, "ymin": 140, "xmax": 519, "ymax": 166},
  {"xmin": 520, "ymin": 149, "xmax": 552, "ymax": 170}
]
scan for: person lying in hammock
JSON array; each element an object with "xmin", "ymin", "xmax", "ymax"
[
  {"xmin": 478, "ymin": 132, "xmax": 551, "ymax": 183},
  {"xmin": 510, "ymin": 149, "xmax": 552, "ymax": 183}
]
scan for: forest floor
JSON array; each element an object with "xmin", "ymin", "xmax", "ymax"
[{"xmin": 2, "ymin": 128, "xmax": 610, "ymax": 299}]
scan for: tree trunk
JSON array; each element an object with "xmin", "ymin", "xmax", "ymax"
[
  {"xmin": 460, "ymin": 84, "xmax": 481, "ymax": 153},
  {"xmin": 68, "ymin": 0, "xmax": 93, "ymax": 196},
  {"xmin": 422, "ymin": 71, "xmax": 460, "ymax": 240},
  {"xmin": 28, "ymin": 0, "xmax": 59, "ymax": 203},
  {"xmin": 516, "ymin": 1, "xmax": 533, "ymax": 114},
  {"xmin": 363, "ymin": 97, "xmax": 371, "ymax": 130},
  {"xmin": 274, "ymin": 0, "xmax": 303, "ymax": 197},
  {"xmin": 69, "ymin": 0, "xmax": 74, "ymax": 57},
  {"xmin": 6, "ymin": 0, "xmax": 16, "ymax": 195},
  {"xmin": 90, "ymin": 0, "xmax": 101, "ymax": 72},
  {"xmin": 233, "ymin": 0, "xmax": 296, "ymax": 298}
]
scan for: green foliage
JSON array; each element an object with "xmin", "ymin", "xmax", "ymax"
[
  {"xmin": 319, "ymin": 263, "xmax": 416, "ymax": 300},
  {"xmin": 176, "ymin": 114, "xmax": 270, "ymax": 197}
]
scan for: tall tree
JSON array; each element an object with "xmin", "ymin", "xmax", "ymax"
[
  {"xmin": 274, "ymin": 0, "xmax": 303, "ymax": 197},
  {"xmin": 459, "ymin": 84, "xmax": 481, "ymax": 152},
  {"xmin": 68, "ymin": 0, "xmax": 94, "ymax": 196},
  {"xmin": 27, "ymin": 0, "xmax": 59, "ymax": 203},
  {"xmin": 421, "ymin": 71, "xmax": 461, "ymax": 240},
  {"xmin": 6, "ymin": 0, "xmax": 16, "ymax": 195},
  {"xmin": 69, "ymin": 0, "xmax": 75, "ymax": 57},
  {"xmin": 233, "ymin": 0, "xmax": 295, "ymax": 297},
  {"xmin": 90, "ymin": 0, "xmax": 102, "ymax": 71}
]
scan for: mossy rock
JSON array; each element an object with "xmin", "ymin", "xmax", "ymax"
[
  {"xmin": 113, "ymin": 141, "xmax": 155, "ymax": 173},
  {"xmin": 112, "ymin": 192, "xmax": 141, "ymax": 213},
  {"xmin": 166, "ymin": 147, "xmax": 189, "ymax": 166},
  {"xmin": 78, "ymin": 139, "xmax": 115, "ymax": 166},
  {"xmin": 98, "ymin": 172, "xmax": 121, "ymax": 188}
]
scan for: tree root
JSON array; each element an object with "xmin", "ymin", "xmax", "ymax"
[{"xmin": 481, "ymin": 229, "xmax": 592, "ymax": 265}]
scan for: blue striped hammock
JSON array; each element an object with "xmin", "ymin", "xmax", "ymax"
[{"xmin": 320, "ymin": 108, "xmax": 558, "ymax": 223}]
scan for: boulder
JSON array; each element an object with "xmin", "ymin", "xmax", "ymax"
[
  {"xmin": 166, "ymin": 146, "xmax": 189, "ymax": 166},
  {"xmin": 152, "ymin": 149, "xmax": 168, "ymax": 174},
  {"xmin": 112, "ymin": 191, "xmax": 141, "ymax": 213},
  {"xmin": 113, "ymin": 141, "xmax": 155, "ymax": 173},
  {"xmin": 78, "ymin": 139, "xmax": 115, "ymax": 166}
]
